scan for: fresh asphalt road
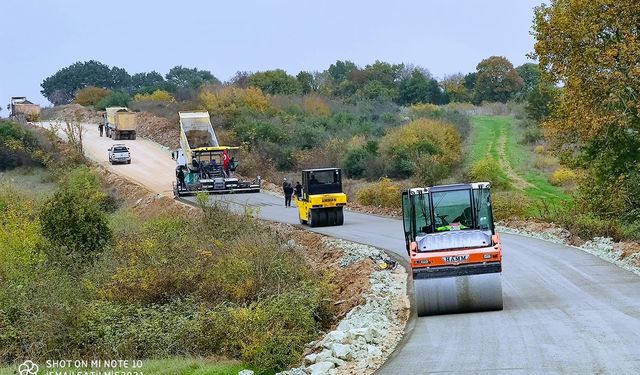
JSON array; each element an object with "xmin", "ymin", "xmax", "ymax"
[
  {"xmin": 186, "ymin": 193, "xmax": 640, "ymax": 374},
  {"xmin": 55, "ymin": 122, "xmax": 640, "ymax": 374}
]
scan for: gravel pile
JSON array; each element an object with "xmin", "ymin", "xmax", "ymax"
[
  {"xmin": 277, "ymin": 241, "xmax": 408, "ymax": 375},
  {"xmin": 498, "ymin": 225, "xmax": 640, "ymax": 276}
]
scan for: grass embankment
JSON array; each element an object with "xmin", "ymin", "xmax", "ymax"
[{"xmin": 468, "ymin": 115, "xmax": 570, "ymax": 212}]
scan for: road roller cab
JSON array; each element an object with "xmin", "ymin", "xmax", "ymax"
[
  {"xmin": 402, "ymin": 182, "xmax": 503, "ymax": 316},
  {"xmin": 295, "ymin": 168, "xmax": 347, "ymax": 227}
]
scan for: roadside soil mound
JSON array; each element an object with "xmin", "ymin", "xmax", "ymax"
[{"xmin": 135, "ymin": 112, "xmax": 180, "ymax": 149}]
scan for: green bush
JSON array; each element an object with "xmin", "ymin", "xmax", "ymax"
[
  {"xmin": 40, "ymin": 187, "xmax": 112, "ymax": 266},
  {"xmin": 94, "ymin": 91, "xmax": 131, "ymax": 110}
]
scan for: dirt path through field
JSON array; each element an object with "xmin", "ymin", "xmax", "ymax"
[{"xmin": 497, "ymin": 127, "xmax": 533, "ymax": 189}]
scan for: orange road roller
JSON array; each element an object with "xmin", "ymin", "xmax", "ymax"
[{"xmin": 402, "ymin": 182, "xmax": 503, "ymax": 316}]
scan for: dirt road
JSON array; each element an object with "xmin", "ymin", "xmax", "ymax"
[
  {"xmin": 39, "ymin": 121, "xmax": 175, "ymax": 194},
  {"xmin": 43, "ymin": 121, "xmax": 640, "ymax": 374}
]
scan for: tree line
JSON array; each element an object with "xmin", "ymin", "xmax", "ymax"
[{"xmin": 41, "ymin": 57, "xmax": 539, "ymax": 107}]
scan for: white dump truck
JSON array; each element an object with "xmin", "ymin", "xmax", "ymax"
[
  {"xmin": 172, "ymin": 111, "xmax": 260, "ymax": 196},
  {"xmin": 104, "ymin": 107, "xmax": 137, "ymax": 140}
]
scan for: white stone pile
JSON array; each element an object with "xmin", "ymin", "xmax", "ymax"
[{"xmin": 276, "ymin": 240, "xmax": 408, "ymax": 375}]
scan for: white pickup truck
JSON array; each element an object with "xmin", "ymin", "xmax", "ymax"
[{"xmin": 108, "ymin": 144, "xmax": 131, "ymax": 165}]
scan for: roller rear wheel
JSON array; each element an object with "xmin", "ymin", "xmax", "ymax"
[{"xmin": 414, "ymin": 273, "xmax": 503, "ymax": 316}]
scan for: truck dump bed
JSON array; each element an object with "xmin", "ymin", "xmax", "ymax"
[
  {"xmin": 179, "ymin": 111, "xmax": 219, "ymax": 151},
  {"xmin": 106, "ymin": 107, "xmax": 128, "ymax": 125},
  {"xmin": 115, "ymin": 112, "xmax": 136, "ymax": 131}
]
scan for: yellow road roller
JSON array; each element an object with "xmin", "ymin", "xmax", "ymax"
[
  {"xmin": 295, "ymin": 168, "xmax": 347, "ymax": 227},
  {"xmin": 402, "ymin": 182, "xmax": 503, "ymax": 316}
]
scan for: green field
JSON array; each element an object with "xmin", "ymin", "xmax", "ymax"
[
  {"xmin": 0, "ymin": 358, "xmax": 246, "ymax": 375},
  {"xmin": 468, "ymin": 115, "xmax": 571, "ymax": 208}
]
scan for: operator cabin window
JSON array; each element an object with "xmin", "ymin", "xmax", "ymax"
[{"xmin": 431, "ymin": 189, "xmax": 473, "ymax": 231}]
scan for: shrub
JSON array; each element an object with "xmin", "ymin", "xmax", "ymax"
[
  {"xmin": 0, "ymin": 120, "xmax": 42, "ymax": 170},
  {"xmin": 549, "ymin": 168, "xmax": 578, "ymax": 187},
  {"xmin": 492, "ymin": 191, "xmax": 531, "ymax": 220},
  {"xmin": 302, "ymin": 96, "xmax": 331, "ymax": 117},
  {"xmin": 40, "ymin": 169, "xmax": 112, "ymax": 266},
  {"xmin": 534, "ymin": 145, "xmax": 545, "ymax": 154},
  {"xmin": 356, "ymin": 177, "xmax": 401, "ymax": 208},
  {"xmin": 95, "ymin": 91, "xmax": 131, "ymax": 110},
  {"xmin": 133, "ymin": 89, "xmax": 176, "ymax": 102},
  {"xmin": 468, "ymin": 158, "xmax": 508, "ymax": 188},
  {"xmin": 75, "ymin": 86, "xmax": 111, "ymax": 106},
  {"xmin": 414, "ymin": 154, "xmax": 451, "ymax": 186},
  {"xmin": 408, "ymin": 103, "xmax": 441, "ymax": 118},
  {"xmin": 380, "ymin": 118, "xmax": 462, "ymax": 179}
]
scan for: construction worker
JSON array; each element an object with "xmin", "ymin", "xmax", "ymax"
[
  {"xmin": 282, "ymin": 178, "xmax": 289, "ymax": 190},
  {"xmin": 176, "ymin": 167, "xmax": 186, "ymax": 190},
  {"xmin": 294, "ymin": 181, "xmax": 302, "ymax": 199},
  {"xmin": 284, "ymin": 182, "xmax": 294, "ymax": 207},
  {"xmin": 222, "ymin": 149, "xmax": 231, "ymax": 177},
  {"xmin": 98, "ymin": 122, "xmax": 104, "ymax": 137}
]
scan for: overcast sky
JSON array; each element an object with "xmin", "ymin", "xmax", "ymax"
[{"xmin": 1, "ymin": 0, "xmax": 543, "ymax": 107}]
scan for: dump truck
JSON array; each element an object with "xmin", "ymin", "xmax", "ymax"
[
  {"xmin": 8, "ymin": 97, "xmax": 41, "ymax": 122},
  {"xmin": 295, "ymin": 168, "xmax": 347, "ymax": 227},
  {"xmin": 402, "ymin": 182, "xmax": 503, "ymax": 316},
  {"xmin": 104, "ymin": 107, "xmax": 137, "ymax": 140},
  {"xmin": 172, "ymin": 111, "xmax": 260, "ymax": 196}
]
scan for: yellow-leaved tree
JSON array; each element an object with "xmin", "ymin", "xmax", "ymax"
[
  {"xmin": 199, "ymin": 85, "xmax": 271, "ymax": 126},
  {"xmin": 532, "ymin": 0, "xmax": 640, "ymax": 220}
]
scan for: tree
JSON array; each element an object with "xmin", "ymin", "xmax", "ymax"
[
  {"xmin": 441, "ymin": 73, "xmax": 473, "ymax": 103},
  {"xmin": 165, "ymin": 66, "xmax": 219, "ymax": 89},
  {"xmin": 515, "ymin": 63, "xmax": 541, "ymax": 99},
  {"xmin": 131, "ymin": 71, "xmax": 166, "ymax": 92},
  {"xmin": 327, "ymin": 60, "xmax": 358, "ymax": 83},
  {"xmin": 41, "ymin": 60, "xmax": 131, "ymax": 105},
  {"xmin": 230, "ymin": 71, "xmax": 251, "ymax": 88},
  {"xmin": 398, "ymin": 69, "xmax": 444, "ymax": 105},
  {"xmin": 525, "ymin": 84, "xmax": 557, "ymax": 121},
  {"xmin": 532, "ymin": 0, "xmax": 640, "ymax": 219},
  {"xmin": 74, "ymin": 86, "xmax": 111, "ymax": 106},
  {"xmin": 296, "ymin": 71, "xmax": 315, "ymax": 94},
  {"xmin": 248, "ymin": 69, "xmax": 300, "ymax": 95},
  {"xmin": 474, "ymin": 56, "xmax": 524, "ymax": 103}
]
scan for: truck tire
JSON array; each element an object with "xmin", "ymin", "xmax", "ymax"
[
  {"xmin": 131, "ymin": 132, "xmax": 137, "ymax": 140},
  {"xmin": 127, "ymin": 159, "xmax": 131, "ymax": 164}
]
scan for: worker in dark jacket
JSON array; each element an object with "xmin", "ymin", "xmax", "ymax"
[
  {"xmin": 177, "ymin": 167, "xmax": 186, "ymax": 189},
  {"xmin": 284, "ymin": 183, "xmax": 294, "ymax": 207}
]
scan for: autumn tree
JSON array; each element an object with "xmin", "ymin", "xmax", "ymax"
[
  {"xmin": 474, "ymin": 56, "xmax": 524, "ymax": 103},
  {"xmin": 532, "ymin": 0, "xmax": 640, "ymax": 220},
  {"xmin": 441, "ymin": 73, "xmax": 473, "ymax": 103}
]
